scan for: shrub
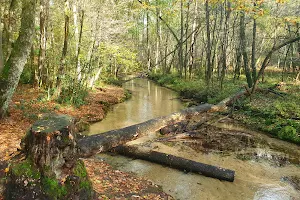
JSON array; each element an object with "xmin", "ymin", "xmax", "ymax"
[
  {"xmin": 278, "ymin": 126, "xmax": 299, "ymax": 143},
  {"xmin": 57, "ymin": 85, "xmax": 88, "ymax": 108}
]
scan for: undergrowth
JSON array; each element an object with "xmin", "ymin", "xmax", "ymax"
[{"xmin": 149, "ymin": 71, "xmax": 300, "ymax": 144}]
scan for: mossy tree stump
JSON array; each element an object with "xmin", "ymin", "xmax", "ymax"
[{"xmin": 6, "ymin": 115, "xmax": 93, "ymax": 200}]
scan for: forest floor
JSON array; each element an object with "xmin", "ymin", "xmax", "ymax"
[{"xmin": 0, "ymin": 84, "xmax": 172, "ymax": 200}]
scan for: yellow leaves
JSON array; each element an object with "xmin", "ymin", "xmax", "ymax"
[
  {"xmin": 4, "ymin": 167, "xmax": 9, "ymax": 173},
  {"xmin": 276, "ymin": 0, "xmax": 286, "ymax": 3},
  {"xmin": 284, "ymin": 17, "xmax": 300, "ymax": 26}
]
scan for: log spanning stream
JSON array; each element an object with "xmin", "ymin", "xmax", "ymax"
[{"xmin": 88, "ymin": 78, "xmax": 300, "ymax": 200}]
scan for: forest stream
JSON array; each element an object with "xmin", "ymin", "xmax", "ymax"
[{"xmin": 88, "ymin": 78, "xmax": 300, "ymax": 200}]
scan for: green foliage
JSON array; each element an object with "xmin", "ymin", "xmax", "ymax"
[
  {"xmin": 57, "ymin": 84, "xmax": 88, "ymax": 108},
  {"xmin": 234, "ymin": 87, "xmax": 300, "ymax": 144},
  {"xmin": 278, "ymin": 126, "xmax": 299, "ymax": 143},
  {"xmin": 20, "ymin": 66, "xmax": 34, "ymax": 84},
  {"xmin": 122, "ymin": 89, "xmax": 132, "ymax": 101},
  {"xmin": 102, "ymin": 77, "xmax": 123, "ymax": 86},
  {"xmin": 149, "ymin": 72, "xmax": 241, "ymax": 104}
]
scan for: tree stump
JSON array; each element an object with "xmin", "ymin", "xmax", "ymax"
[{"xmin": 6, "ymin": 114, "xmax": 93, "ymax": 200}]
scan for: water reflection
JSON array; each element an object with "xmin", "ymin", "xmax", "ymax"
[{"xmin": 89, "ymin": 78, "xmax": 184, "ymax": 134}]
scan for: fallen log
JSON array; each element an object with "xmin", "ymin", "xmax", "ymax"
[
  {"xmin": 77, "ymin": 103, "xmax": 213, "ymax": 157},
  {"xmin": 114, "ymin": 145, "xmax": 235, "ymax": 182}
]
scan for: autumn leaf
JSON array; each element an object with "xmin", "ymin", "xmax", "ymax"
[{"xmin": 4, "ymin": 167, "xmax": 9, "ymax": 173}]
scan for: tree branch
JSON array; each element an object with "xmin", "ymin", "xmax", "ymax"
[{"xmin": 252, "ymin": 36, "xmax": 300, "ymax": 93}]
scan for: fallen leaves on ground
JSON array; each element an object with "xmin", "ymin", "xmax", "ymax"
[{"xmin": 83, "ymin": 158, "xmax": 172, "ymax": 200}]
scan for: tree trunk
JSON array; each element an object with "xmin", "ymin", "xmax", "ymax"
[
  {"xmin": 146, "ymin": 1, "xmax": 151, "ymax": 71},
  {"xmin": 251, "ymin": 16, "xmax": 257, "ymax": 83},
  {"xmin": 38, "ymin": 0, "xmax": 49, "ymax": 87},
  {"xmin": 2, "ymin": 0, "xmax": 18, "ymax": 62},
  {"xmin": 76, "ymin": 9, "xmax": 84, "ymax": 82},
  {"xmin": 154, "ymin": 1, "xmax": 161, "ymax": 71},
  {"xmin": 0, "ymin": 0, "xmax": 36, "ymax": 119},
  {"xmin": 55, "ymin": 0, "xmax": 70, "ymax": 97},
  {"xmin": 0, "ymin": 15, "xmax": 4, "ymax": 74},
  {"xmin": 178, "ymin": 0, "xmax": 184, "ymax": 77},
  {"xmin": 205, "ymin": 0, "xmax": 212, "ymax": 86},
  {"xmin": 114, "ymin": 145, "xmax": 235, "ymax": 182},
  {"xmin": 240, "ymin": 11, "xmax": 253, "ymax": 88},
  {"xmin": 188, "ymin": 0, "xmax": 198, "ymax": 79},
  {"xmin": 220, "ymin": 1, "xmax": 231, "ymax": 89}
]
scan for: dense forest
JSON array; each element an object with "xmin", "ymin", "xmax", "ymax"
[{"xmin": 0, "ymin": 0, "xmax": 300, "ymax": 199}]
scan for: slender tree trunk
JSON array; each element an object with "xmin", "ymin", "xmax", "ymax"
[
  {"xmin": 205, "ymin": 0, "xmax": 212, "ymax": 85},
  {"xmin": 188, "ymin": 0, "xmax": 198, "ymax": 79},
  {"xmin": 178, "ymin": 0, "xmax": 184, "ymax": 77},
  {"xmin": 240, "ymin": 11, "xmax": 252, "ymax": 88},
  {"xmin": 251, "ymin": 16, "xmax": 257, "ymax": 83},
  {"xmin": 154, "ymin": 1, "xmax": 161, "ymax": 71},
  {"xmin": 146, "ymin": 2, "xmax": 151, "ymax": 71},
  {"xmin": 163, "ymin": 33, "xmax": 169, "ymax": 74},
  {"xmin": 76, "ymin": 9, "xmax": 84, "ymax": 82},
  {"xmin": 0, "ymin": 15, "xmax": 4, "ymax": 74},
  {"xmin": 0, "ymin": 0, "xmax": 36, "ymax": 118},
  {"xmin": 183, "ymin": 0, "xmax": 191, "ymax": 79},
  {"xmin": 2, "ymin": 0, "xmax": 18, "ymax": 62},
  {"xmin": 55, "ymin": 0, "xmax": 70, "ymax": 97},
  {"xmin": 38, "ymin": 0, "xmax": 49, "ymax": 87},
  {"xmin": 220, "ymin": 1, "xmax": 231, "ymax": 89}
]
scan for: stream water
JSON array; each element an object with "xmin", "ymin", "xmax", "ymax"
[{"xmin": 89, "ymin": 78, "xmax": 300, "ymax": 200}]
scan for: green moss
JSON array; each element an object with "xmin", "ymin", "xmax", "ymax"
[
  {"xmin": 11, "ymin": 159, "xmax": 40, "ymax": 179},
  {"xmin": 42, "ymin": 177, "xmax": 67, "ymax": 199},
  {"xmin": 73, "ymin": 160, "xmax": 87, "ymax": 178},
  {"xmin": 73, "ymin": 160, "xmax": 92, "ymax": 191}
]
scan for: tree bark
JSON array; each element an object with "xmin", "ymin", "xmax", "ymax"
[
  {"xmin": 76, "ymin": 9, "xmax": 84, "ymax": 81},
  {"xmin": 251, "ymin": 16, "xmax": 257, "ymax": 83},
  {"xmin": 38, "ymin": 0, "xmax": 49, "ymax": 87},
  {"xmin": 0, "ymin": 0, "xmax": 36, "ymax": 119},
  {"xmin": 240, "ymin": 11, "xmax": 253, "ymax": 88},
  {"xmin": 0, "ymin": 15, "xmax": 4, "ymax": 74},
  {"xmin": 205, "ymin": 0, "xmax": 212, "ymax": 85},
  {"xmin": 188, "ymin": 0, "xmax": 198, "ymax": 79},
  {"xmin": 55, "ymin": 0, "xmax": 70, "ymax": 97},
  {"xmin": 77, "ymin": 104, "xmax": 213, "ymax": 157},
  {"xmin": 2, "ymin": 0, "xmax": 18, "ymax": 62},
  {"xmin": 114, "ymin": 145, "xmax": 235, "ymax": 182}
]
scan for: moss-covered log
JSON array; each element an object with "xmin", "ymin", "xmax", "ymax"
[{"xmin": 77, "ymin": 103, "xmax": 213, "ymax": 157}]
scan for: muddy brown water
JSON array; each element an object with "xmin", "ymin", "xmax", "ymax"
[{"xmin": 89, "ymin": 78, "xmax": 300, "ymax": 200}]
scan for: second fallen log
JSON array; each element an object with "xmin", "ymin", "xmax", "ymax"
[{"xmin": 114, "ymin": 145, "xmax": 235, "ymax": 182}]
